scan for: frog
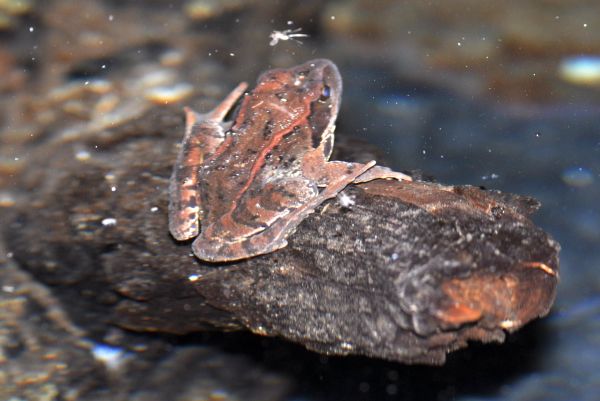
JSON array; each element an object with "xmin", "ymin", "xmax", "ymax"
[{"xmin": 169, "ymin": 59, "xmax": 411, "ymax": 262}]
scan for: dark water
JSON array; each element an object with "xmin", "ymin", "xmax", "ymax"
[{"xmin": 1, "ymin": 1, "xmax": 598, "ymax": 400}]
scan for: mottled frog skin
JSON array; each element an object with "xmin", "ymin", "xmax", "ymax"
[{"xmin": 169, "ymin": 59, "xmax": 411, "ymax": 262}]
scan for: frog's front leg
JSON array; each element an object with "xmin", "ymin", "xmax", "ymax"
[{"xmin": 168, "ymin": 82, "xmax": 247, "ymax": 241}]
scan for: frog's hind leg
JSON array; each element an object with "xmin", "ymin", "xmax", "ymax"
[
  {"xmin": 237, "ymin": 161, "xmax": 378, "ymax": 258},
  {"xmin": 168, "ymin": 82, "xmax": 247, "ymax": 241},
  {"xmin": 195, "ymin": 159, "xmax": 407, "ymax": 261},
  {"xmin": 259, "ymin": 159, "xmax": 411, "ymax": 245},
  {"xmin": 265, "ymin": 155, "xmax": 412, "ymax": 246}
]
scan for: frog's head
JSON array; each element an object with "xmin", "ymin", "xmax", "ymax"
[{"xmin": 252, "ymin": 59, "xmax": 343, "ymax": 128}]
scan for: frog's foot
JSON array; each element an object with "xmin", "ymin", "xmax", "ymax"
[
  {"xmin": 353, "ymin": 164, "xmax": 412, "ymax": 183},
  {"xmin": 308, "ymin": 160, "xmax": 411, "ymax": 187},
  {"xmin": 193, "ymin": 234, "xmax": 289, "ymax": 263}
]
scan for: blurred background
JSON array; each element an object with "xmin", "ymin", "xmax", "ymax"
[{"xmin": 1, "ymin": 1, "xmax": 598, "ymax": 400}]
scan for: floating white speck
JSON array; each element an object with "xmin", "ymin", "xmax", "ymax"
[
  {"xmin": 150, "ymin": 206, "xmax": 159, "ymax": 212},
  {"xmin": 559, "ymin": 55, "xmax": 600, "ymax": 85},
  {"xmin": 102, "ymin": 217, "xmax": 117, "ymax": 226},
  {"xmin": 481, "ymin": 173, "xmax": 499, "ymax": 180},
  {"xmin": 2, "ymin": 285, "xmax": 15, "ymax": 293},
  {"xmin": 29, "ymin": 26, "xmax": 34, "ymax": 32},
  {"xmin": 110, "ymin": 186, "xmax": 117, "ymax": 192}
]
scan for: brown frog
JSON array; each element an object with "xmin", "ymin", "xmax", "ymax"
[{"xmin": 169, "ymin": 59, "xmax": 411, "ymax": 262}]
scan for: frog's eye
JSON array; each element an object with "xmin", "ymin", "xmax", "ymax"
[{"xmin": 319, "ymin": 85, "xmax": 331, "ymax": 101}]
